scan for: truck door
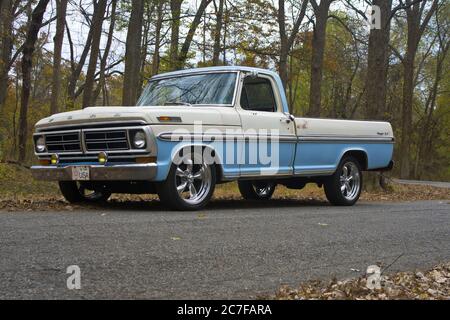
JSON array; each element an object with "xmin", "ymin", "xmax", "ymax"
[{"xmin": 237, "ymin": 73, "xmax": 296, "ymax": 177}]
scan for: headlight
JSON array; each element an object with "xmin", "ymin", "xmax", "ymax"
[
  {"xmin": 35, "ymin": 136, "xmax": 46, "ymax": 153},
  {"xmin": 132, "ymin": 131, "xmax": 146, "ymax": 149}
]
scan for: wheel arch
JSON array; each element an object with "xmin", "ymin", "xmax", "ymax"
[{"xmin": 339, "ymin": 149, "xmax": 368, "ymax": 171}]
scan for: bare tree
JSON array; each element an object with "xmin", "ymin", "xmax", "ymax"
[
  {"xmin": 122, "ymin": 0, "xmax": 144, "ymax": 106},
  {"xmin": 66, "ymin": 21, "xmax": 93, "ymax": 106},
  {"xmin": 82, "ymin": 0, "xmax": 107, "ymax": 108},
  {"xmin": 399, "ymin": 0, "xmax": 438, "ymax": 178},
  {"xmin": 173, "ymin": 0, "xmax": 212, "ymax": 70},
  {"xmin": 277, "ymin": 0, "xmax": 309, "ymax": 109},
  {"xmin": 93, "ymin": 0, "xmax": 117, "ymax": 105},
  {"xmin": 18, "ymin": 0, "xmax": 50, "ymax": 161},
  {"xmin": 308, "ymin": 0, "xmax": 335, "ymax": 117},
  {"xmin": 50, "ymin": 0, "xmax": 68, "ymax": 115}
]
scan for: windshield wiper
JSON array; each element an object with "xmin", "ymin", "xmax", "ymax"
[{"xmin": 164, "ymin": 101, "xmax": 192, "ymax": 107}]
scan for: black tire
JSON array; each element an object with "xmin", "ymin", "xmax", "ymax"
[
  {"xmin": 58, "ymin": 181, "xmax": 111, "ymax": 204},
  {"xmin": 324, "ymin": 156, "xmax": 362, "ymax": 206},
  {"xmin": 238, "ymin": 180, "xmax": 276, "ymax": 200},
  {"xmin": 157, "ymin": 152, "xmax": 216, "ymax": 211}
]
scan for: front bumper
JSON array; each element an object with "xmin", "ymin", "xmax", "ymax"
[{"xmin": 31, "ymin": 163, "xmax": 157, "ymax": 181}]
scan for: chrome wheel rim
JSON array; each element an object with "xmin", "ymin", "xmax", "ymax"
[
  {"xmin": 175, "ymin": 154, "xmax": 212, "ymax": 205},
  {"xmin": 339, "ymin": 162, "xmax": 360, "ymax": 201},
  {"xmin": 253, "ymin": 182, "xmax": 274, "ymax": 197}
]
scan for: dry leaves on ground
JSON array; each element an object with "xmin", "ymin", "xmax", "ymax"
[{"xmin": 272, "ymin": 262, "xmax": 450, "ymax": 300}]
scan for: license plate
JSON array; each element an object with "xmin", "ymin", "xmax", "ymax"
[{"xmin": 72, "ymin": 166, "xmax": 90, "ymax": 181}]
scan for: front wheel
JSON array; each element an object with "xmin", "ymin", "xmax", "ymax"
[
  {"xmin": 157, "ymin": 151, "xmax": 216, "ymax": 211},
  {"xmin": 238, "ymin": 180, "xmax": 276, "ymax": 200},
  {"xmin": 324, "ymin": 156, "xmax": 362, "ymax": 206},
  {"xmin": 58, "ymin": 181, "xmax": 111, "ymax": 204}
]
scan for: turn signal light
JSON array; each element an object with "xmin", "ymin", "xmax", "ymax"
[
  {"xmin": 135, "ymin": 156, "xmax": 156, "ymax": 164},
  {"xmin": 51, "ymin": 154, "xmax": 59, "ymax": 165},
  {"xmin": 39, "ymin": 159, "xmax": 50, "ymax": 166},
  {"xmin": 157, "ymin": 116, "xmax": 182, "ymax": 122}
]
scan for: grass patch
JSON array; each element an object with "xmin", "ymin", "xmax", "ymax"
[{"xmin": 0, "ymin": 163, "xmax": 448, "ymax": 211}]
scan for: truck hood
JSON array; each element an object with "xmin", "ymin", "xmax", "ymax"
[{"xmin": 35, "ymin": 106, "xmax": 240, "ymax": 129}]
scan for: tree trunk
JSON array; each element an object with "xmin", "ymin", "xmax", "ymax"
[
  {"xmin": 18, "ymin": 0, "xmax": 50, "ymax": 162},
  {"xmin": 122, "ymin": 0, "xmax": 144, "ymax": 106},
  {"xmin": 364, "ymin": 0, "xmax": 392, "ymax": 191},
  {"xmin": 365, "ymin": 0, "xmax": 392, "ymax": 120},
  {"xmin": 82, "ymin": 0, "xmax": 107, "ymax": 108},
  {"xmin": 169, "ymin": 0, "xmax": 182, "ymax": 70},
  {"xmin": 151, "ymin": 0, "xmax": 164, "ymax": 75},
  {"xmin": 0, "ymin": 0, "xmax": 13, "ymax": 111},
  {"xmin": 277, "ymin": 0, "xmax": 289, "ymax": 93},
  {"xmin": 308, "ymin": 0, "xmax": 332, "ymax": 117},
  {"xmin": 212, "ymin": 0, "xmax": 224, "ymax": 65},
  {"xmin": 50, "ymin": 0, "xmax": 68, "ymax": 115}
]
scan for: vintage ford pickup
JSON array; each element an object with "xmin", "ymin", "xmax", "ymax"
[{"xmin": 31, "ymin": 66, "xmax": 394, "ymax": 210}]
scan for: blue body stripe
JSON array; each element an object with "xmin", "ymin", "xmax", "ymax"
[{"xmin": 152, "ymin": 139, "xmax": 393, "ymax": 181}]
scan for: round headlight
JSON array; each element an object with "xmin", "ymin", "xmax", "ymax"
[
  {"xmin": 133, "ymin": 131, "xmax": 146, "ymax": 149},
  {"xmin": 36, "ymin": 136, "xmax": 46, "ymax": 152}
]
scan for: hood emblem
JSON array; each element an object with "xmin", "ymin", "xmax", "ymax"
[{"xmin": 90, "ymin": 114, "xmax": 97, "ymax": 119}]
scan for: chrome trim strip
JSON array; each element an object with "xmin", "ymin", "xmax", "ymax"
[
  {"xmin": 31, "ymin": 163, "xmax": 157, "ymax": 181},
  {"xmin": 238, "ymin": 171, "xmax": 293, "ymax": 177},
  {"xmin": 299, "ymin": 135, "xmax": 394, "ymax": 142},
  {"xmin": 294, "ymin": 169, "xmax": 335, "ymax": 176},
  {"xmin": 35, "ymin": 120, "xmax": 148, "ymax": 132},
  {"xmin": 157, "ymin": 132, "xmax": 298, "ymax": 143},
  {"xmin": 157, "ymin": 132, "xmax": 392, "ymax": 144}
]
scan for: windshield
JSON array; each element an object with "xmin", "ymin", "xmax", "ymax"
[{"xmin": 137, "ymin": 72, "xmax": 237, "ymax": 106}]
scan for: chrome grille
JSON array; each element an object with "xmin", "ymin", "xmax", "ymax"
[
  {"xmin": 84, "ymin": 130, "xmax": 129, "ymax": 151},
  {"xmin": 45, "ymin": 132, "xmax": 81, "ymax": 152}
]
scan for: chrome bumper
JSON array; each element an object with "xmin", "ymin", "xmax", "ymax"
[{"xmin": 31, "ymin": 163, "xmax": 157, "ymax": 181}]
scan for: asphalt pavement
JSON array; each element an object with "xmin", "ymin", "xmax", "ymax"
[{"xmin": 0, "ymin": 199, "xmax": 448, "ymax": 299}]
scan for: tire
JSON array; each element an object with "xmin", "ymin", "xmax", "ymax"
[
  {"xmin": 324, "ymin": 156, "xmax": 362, "ymax": 206},
  {"xmin": 238, "ymin": 180, "xmax": 276, "ymax": 200},
  {"xmin": 157, "ymin": 150, "xmax": 216, "ymax": 211},
  {"xmin": 58, "ymin": 181, "xmax": 111, "ymax": 204}
]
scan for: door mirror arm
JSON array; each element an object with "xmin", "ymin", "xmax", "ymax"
[{"xmin": 283, "ymin": 113, "xmax": 295, "ymax": 121}]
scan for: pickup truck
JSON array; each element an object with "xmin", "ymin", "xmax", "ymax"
[{"xmin": 31, "ymin": 66, "xmax": 394, "ymax": 210}]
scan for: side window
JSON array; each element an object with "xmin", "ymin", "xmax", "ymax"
[{"xmin": 240, "ymin": 77, "xmax": 277, "ymax": 112}]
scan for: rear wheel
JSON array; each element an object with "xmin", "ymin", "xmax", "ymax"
[
  {"xmin": 324, "ymin": 156, "xmax": 362, "ymax": 206},
  {"xmin": 58, "ymin": 181, "xmax": 111, "ymax": 203},
  {"xmin": 238, "ymin": 180, "xmax": 276, "ymax": 200},
  {"xmin": 157, "ymin": 151, "xmax": 216, "ymax": 211}
]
